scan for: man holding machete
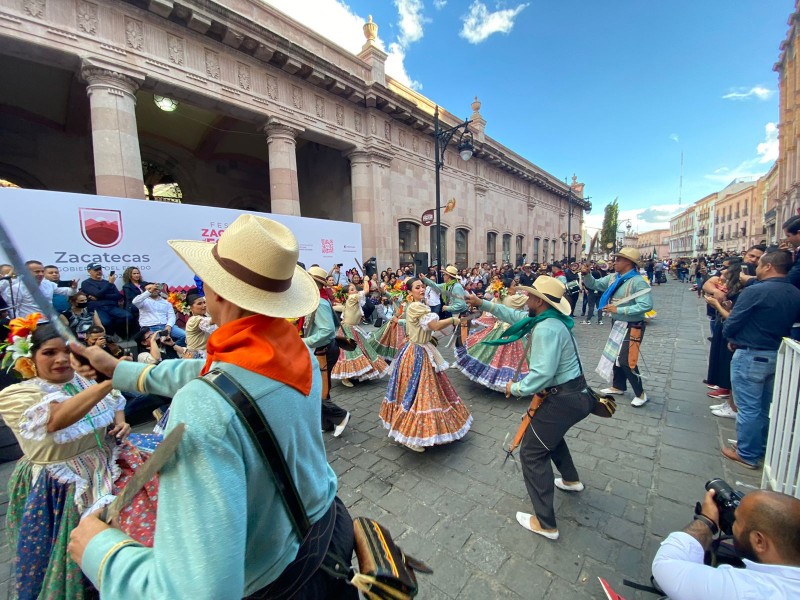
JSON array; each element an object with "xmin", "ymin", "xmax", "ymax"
[{"xmin": 68, "ymin": 215, "xmax": 357, "ymax": 599}]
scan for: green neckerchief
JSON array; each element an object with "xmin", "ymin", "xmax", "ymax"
[
  {"xmin": 481, "ymin": 307, "xmax": 574, "ymax": 346},
  {"xmin": 63, "ymin": 381, "xmax": 103, "ymax": 450}
]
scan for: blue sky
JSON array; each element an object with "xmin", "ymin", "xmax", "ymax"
[{"xmin": 263, "ymin": 1, "xmax": 787, "ymax": 233}]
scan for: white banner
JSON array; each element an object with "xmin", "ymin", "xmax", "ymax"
[{"xmin": 0, "ymin": 189, "xmax": 362, "ymax": 289}]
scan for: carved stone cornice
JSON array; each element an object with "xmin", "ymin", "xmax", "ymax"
[
  {"xmin": 262, "ymin": 117, "xmax": 304, "ymax": 141},
  {"xmin": 80, "ymin": 58, "xmax": 145, "ymax": 99}
]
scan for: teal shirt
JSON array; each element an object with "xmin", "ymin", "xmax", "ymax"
[
  {"xmin": 82, "ymin": 354, "xmax": 338, "ymax": 598},
  {"xmin": 421, "ymin": 276, "xmax": 467, "ymax": 313},
  {"xmin": 302, "ymin": 298, "xmax": 335, "ymax": 349},
  {"xmin": 583, "ymin": 271, "xmax": 654, "ymax": 321},
  {"xmin": 482, "ymin": 301, "xmax": 582, "ymax": 397}
]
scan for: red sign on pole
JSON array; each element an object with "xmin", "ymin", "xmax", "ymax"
[
  {"xmin": 421, "ymin": 209, "xmax": 435, "ymax": 226},
  {"xmin": 572, "ymin": 234, "xmax": 582, "ymax": 242}
]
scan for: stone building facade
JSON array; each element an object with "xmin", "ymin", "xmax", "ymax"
[
  {"xmin": 0, "ymin": 0, "xmax": 588, "ymax": 271},
  {"xmin": 775, "ymin": 3, "xmax": 800, "ymax": 226},
  {"xmin": 668, "ymin": 206, "xmax": 695, "ymax": 258},
  {"xmin": 632, "ymin": 229, "xmax": 669, "ymax": 259}
]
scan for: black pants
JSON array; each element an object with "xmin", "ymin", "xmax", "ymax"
[
  {"xmin": 612, "ymin": 323, "xmax": 645, "ymax": 397},
  {"xmin": 244, "ymin": 497, "xmax": 358, "ymax": 600},
  {"xmin": 519, "ymin": 380, "xmax": 594, "ymax": 530},
  {"xmin": 320, "ymin": 344, "xmax": 348, "ymax": 431}
]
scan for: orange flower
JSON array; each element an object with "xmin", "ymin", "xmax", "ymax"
[
  {"xmin": 13, "ymin": 357, "xmax": 36, "ymax": 379},
  {"xmin": 8, "ymin": 313, "xmax": 41, "ymax": 339}
]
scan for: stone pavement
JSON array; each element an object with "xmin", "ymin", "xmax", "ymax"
[{"xmin": 0, "ymin": 278, "xmax": 763, "ymax": 599}]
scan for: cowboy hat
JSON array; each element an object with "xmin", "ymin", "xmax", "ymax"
[
  {"xmin": 502, "ymin": 293, "xmax": 529, "ymax": 310},
  {"xmin": 168, "ymin": 214, "xmax": 319, "ymax": 319},
  {"xmin": 307, "ymin": 266, "xmax": 328, "ymax": 287},
  {"xmin": 612, "ymin": 247, "xmax": 641, "ymax": 265},
  {"xmin": 516, "ymin": 276, "xmax": 571, "ymax": 316},
  {"xmin": 443, "ymin": 265, "xmax": 459, "ymax": 278}
]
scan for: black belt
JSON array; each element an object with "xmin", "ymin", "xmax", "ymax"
[{"xmin": 542, "ymin": 375, "xmax": 586, "ymax": 397}]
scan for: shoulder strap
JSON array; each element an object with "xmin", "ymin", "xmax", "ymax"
[
  {"xmin": 199, "ymin": 368, "xmax": 311, "ymax": 538},
  {"xmin": 561, "ymin": 322, "xmax": 585, "ymax": 377}
]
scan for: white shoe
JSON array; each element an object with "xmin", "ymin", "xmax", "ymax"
[
  {"xmin": 598, "ymin": 320, "xmax": 604, "ymax": 325},
  {"xmin": 631, "ymin": 393, "xmax": 648, "ymax": 407},
  {"xmin": 712, "ymin": 404, "xmax": 737, "ymax": 419},
  {"xmin": 580, "ymin": 320, "xmax": 591, "ymax": 325},
  {"xmin": 340, "ymin": 379, "xmax": 354, "ymax": 388},
  {"xmin": 600, "ymin": 388, "xmax": 624, "ymax": 395},
  {"xmin": 404, "ymin": 443, "xmax": 425, "ymax": 452},
  {"xmin": 515, "ymin": 512, "xmax": 559, "ymax": 540},
  {"xmin": 555, "ymin": 478, "xmax": 585, "ymax": 492},
  {"xmin": 333, "ymin": 412, "xmax": 350, "ymax": 437},
  {"xmin": 709, "ymin": 402, "xmax": 726, "ymax": 411}
]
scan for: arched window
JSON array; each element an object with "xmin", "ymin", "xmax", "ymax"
[
  {"xmin": 398, "ymin": 221, "xmax": 419, "ymax": 266},
  {"xmin": 455, "ymin": 228, "xmax": 469, "ymax": 269},
  {"xmin": 430, "ymin": 225, "xmax": 448, "ymax": 268},
  {"xmin": 533, "ymin": 238, "xmax": 541, "ymax": 262},
  {"xmin": 542, "ymin": 239, "xmax": 549, "ymax": 262},
  {"xmin": 486, "ymin": 232, "xmax": 497, "ymax": 265},
  {"xmin": 515, "ymin": 235, "xmax": 524, "ymax": 265},
  {"xmin": 551, "ymin": 239, "xmax": 557, "ymax": 261},
  {"xmin": 502, "ymin": 234, "xmax": 512, "ymax": 264}
]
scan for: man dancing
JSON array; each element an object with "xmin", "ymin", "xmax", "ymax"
[
  {"xmin": 466, "ymin": 277, "xmax": 594, "ymax": 540},
  {"xmin": 582, "ymin": 248, "xmax": 653, "ymax": 407},
  {"xmin": 422, "ymin": 265, "xmax": 467, "ymax": 318}
]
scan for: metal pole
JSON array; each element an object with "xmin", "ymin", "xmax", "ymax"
[
  {"xmin": 566, "ymin": 190, "xmax": 572, "ymax": 261},
  {"xmin": 434, "ymin": 105, "xmax": 442, "ymax": 282}
]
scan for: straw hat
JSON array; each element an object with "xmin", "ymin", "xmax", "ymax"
[
  {"xmin": 516, "ymin": 276, "xmax": 571, "ymax": 315},
  {"xmin": 443, "ymin": 265, "xmax": 459, "ymax": 278},
  {"xmin": 308, "ymin": 266, "xmax": 328, "ymax": 287},
  {"xmin": 612, "ymin": 247, "xmax": 641, "ymax": 265},
  {"xmin": 168, "ymin": 214, "xmax": 319, "ymax": 319},
  {"xmin": 502, "ymin": 293, "xmax": 529, "ymax": 310}
]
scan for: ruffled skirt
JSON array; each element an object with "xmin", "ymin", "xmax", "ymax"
[
  {"xmin": 365, "ymin": 319, "xmax": 407, "ymax": 361},
  {"xmin": 380, "ymin": 342, "xmax": 472, "ymax": 447},
  {"xmin": 455, "ymin": 325, "xmax": 530, "ymax": 393},
  {"xmin": 7, "ymin": 439, "xmax": 159, "ymax": 600},
  {"xmin": 331, "ymin": 324, "xmax": 390, "ymax": 380}
]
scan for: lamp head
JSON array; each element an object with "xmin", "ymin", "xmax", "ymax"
[{"xmin": 458, "ymin": 131, "xmax": 474, "ymax": 162}]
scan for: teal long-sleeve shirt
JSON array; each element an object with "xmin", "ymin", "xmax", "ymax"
[
  {"xmin": 583, "ymin": 271, "xmax": 653, "ymax": 321},
  {"xmin": 421, "ymin": 276, "xmax": 467, "ymax": 314},
  {"xmin": 482, "ymin": 301, "xmax": 581, "ymax": 397},
  {"xmin": 81, "ymin": 356, "xmax": 337, "ymax": 599},
  {"xmin": 302, "ymin": 298, "xmax": 335, "ymax": 349}
]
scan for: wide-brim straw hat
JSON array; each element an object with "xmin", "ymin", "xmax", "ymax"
[
  {"xmin": 502, "ymin": 293, "xmax": 529, "ymax": 310},
  {"xmin": 308, "ymin": 266, "xmax": 328, "ymax": 287},
  {"xmin": 516, "ymin": 276, "xmax": 571, "ymax": 316},
  {"xmin": 612, "ymin": 247, "xmax": 641, "ymax": 265},
  {"xmin": 168, "ymin": 214, "xmax": 319, "ymax": 319},
  {"xmin": 443, "ymin": 265, "xmax": 459, "ymax": 278}
]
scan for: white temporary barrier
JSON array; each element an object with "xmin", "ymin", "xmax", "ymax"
[
  {"xmin": 762, "ymin": 337, "xmax": 800, "ymax": 498},
  {"xmin": 0, "ymin": 189, "xmax": 362, "ymax": 289}
]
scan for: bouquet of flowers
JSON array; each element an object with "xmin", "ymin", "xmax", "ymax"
[
  {"xmin": 167, "ymin": 291, "xmax": 190, "ymax": 315},
  {"xmin": 488, "ymin": 279, "xmax": 508, "ymax": 300},
  {"xmin": 387, "ymin": 280, "xmax": 407, "ymax": 301},
  {"xmin": 0, "ymin": 313, "xmax": 41, "ymax": 379},
  {"xmin": 332, "ymin": 284, "xmax": 348, "ymax": 304}
]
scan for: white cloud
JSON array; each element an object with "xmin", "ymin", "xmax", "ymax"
[
  {"xmin": 434, "ymin": 0, "xmax": 447, "ymax": 8},
  {"xmin": 705, "ymin": 122, "xmax": 778, "ymax": 183},
  {"xmin": 722, "ymin": 86, "xmax": 775, "ymax": 101},
  {"xmin": 260, "ymin": 0, "xmax": 420, "ymax": 89},
  {"xmin": 460, "ymin": 1, "xmax": 528, "ymax": 44},
  {"xmin": 669, "ymin": 133, "xmax": 679, "ymax": 143},
  {"xmin": 584, "ymin": 204, "xmax": 683, "ymax": 234},
  {"xmin": 395, "ymin": 0, "xmax": 427, "ymax": 45}
]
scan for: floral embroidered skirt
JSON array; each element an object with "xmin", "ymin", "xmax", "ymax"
[
  {"xmin": 6, "ymin": 439, "xmax": 159, "ymax": 600},
  {"xmin": 365, "ymin": 319, "xmax": 407, "ymax": 361},
  {"xmin": 380, "ymin": 342, "xmax": 472, "ymax": 447},
  {"xmin": 331, "ymin": 324, "xmax": 390, "ymax": 381},
  {"xmin": 454, "ymin": 325, "xmax": 530, "ymax": 393}
]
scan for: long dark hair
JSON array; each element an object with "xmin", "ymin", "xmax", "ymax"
[
  {"xmin": 723, "ymin": 258, "xmax": 744, "ymax": 298},
  {"xmin": 30, "ymin": 324, "xmax": 61, "ymax": 355}
]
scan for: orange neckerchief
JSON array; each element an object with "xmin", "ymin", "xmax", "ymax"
[{"xmin": 201, "ymin": 314, "xmax": 312, "ymax": 396}]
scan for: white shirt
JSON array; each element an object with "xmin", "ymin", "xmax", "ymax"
[
  {"xmin": 132, "ymin": 291, "xmax": 176, "ymax": 328},
  {"xmin": 425, "ymin": 285, "xmax": 441, "ymax": 307},
  {"xmin": 0, "ymin": 278, "xmax": 75, "ymax": 319},
  {"xmin": 652, "ymin": 532, "xmax": 800, "ymax": 599}
]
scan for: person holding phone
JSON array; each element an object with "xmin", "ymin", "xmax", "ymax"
[{"xmin": 132, "ymin": 283, "xmax": 186, "ymax": 346}]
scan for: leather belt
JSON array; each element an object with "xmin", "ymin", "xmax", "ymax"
[{"xmin": 543, "ymin": 375, "xmax": 586, "ymax": 397}]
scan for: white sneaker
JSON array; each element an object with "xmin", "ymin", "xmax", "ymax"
[
  {"xmin": 404, "ymin": 443, "xmax": 425, "ymax": 452},
  {"xmin": 631, "ymin": 393, "xmax": 648, "ymax": 407},
  {"xmin": 333, "ymin": 412, "xmax": 350, "ymax": 437},
  {"xmin": 709, "ymin": 402, "xmax": 727, "ymax": 411},
  {"xmin": 600, "ymin": 388, "xmax": 624, "ymax": 395},
  {"xmin": 555, "ymin": 478, "xmax": 585, "ymax": 492},
  {"xmin": 712, "ymin": 404, "xmax": 737, "ymax": 419},
  {"xmin": 598, "ymin": 320, "xmax": 604, "ymax": 325},
  {"xmin": 580, "ymin": 320, "xmax": 591, "ymax": 325},
  {"xmin": 340, "ymin": 378, "xmax": 354, "ymax": 388}
]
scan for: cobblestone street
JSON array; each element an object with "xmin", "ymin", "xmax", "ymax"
[{"xmin": 0, "ymin": 280, "xmax": 763, "ymax": 599}]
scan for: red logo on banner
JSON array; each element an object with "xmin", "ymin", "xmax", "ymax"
[
  {"xmin": 79, "ymin": 208, "xmax": 123, "ymax": 248},
  {"xmin": 321, "ymin": 239, "xmax": 334, "ymax": 255}
]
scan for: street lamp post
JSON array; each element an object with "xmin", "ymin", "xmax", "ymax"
[
  {"xmin": 433, "ymin": 105, "xmax": 473, "ymax": 280},
  {"xmin": 563, "ymin": 179, "xmax": 591, "ymax": 261}
]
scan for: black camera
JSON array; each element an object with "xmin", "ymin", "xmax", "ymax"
[
  {"xmin": 155, "ymin": 329, "xmax": 170, "ymax": 342},
  {"xmin": 702, "ymin": 478, "xmax": 744, "ymax": 535}
]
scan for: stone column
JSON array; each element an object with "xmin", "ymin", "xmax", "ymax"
[
  {"xmin": 264, "ymin": 119, "xmax": 304, "ymax": 216},
  {"xmin": 348, "ymin": 150, "xmax": 393, "ymax": 267},
  {"xmin": 81, "ymin": 61, "xmax": 145, "ymax": 199}
]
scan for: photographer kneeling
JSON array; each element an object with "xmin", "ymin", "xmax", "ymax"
[
  {"xmin": 133, "ymin": 327, "xmax": 187, "ymax": 364},
  {"xmin": 652, "ymin": 488, "xmax": 800, "ymax": 598}
]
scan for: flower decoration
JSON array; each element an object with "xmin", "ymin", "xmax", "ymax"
[
  {"xmin": 1, "ymin": 312, "xmax": 41, "ymax": 379},
  {"xmin": 488, "ymin": 279, "xmax": 508, "ymax": 300},
  {"xmin": 167, "ymin": 291, "xmax": 190, "ymax": 315},
  {"xmin": 332, "ymin": 285, "xmax": 348, "ymax": 304},
  {"xmin": 387, "ymin": 280, "xmax": 408, "ymax": 301}
]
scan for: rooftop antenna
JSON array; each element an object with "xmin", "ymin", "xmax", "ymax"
[{"xmin": 678, "ymin": 150, "xmax": 684, "ymax": 206}]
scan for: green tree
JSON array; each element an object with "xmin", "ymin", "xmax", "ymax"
[{"xmin": 600, "ymin": 197, "xmax": 619, "ymax": 253}]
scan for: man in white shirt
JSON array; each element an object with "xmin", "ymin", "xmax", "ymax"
[
  {"xmin": 652, "ymin": 488, "xmax": 800, "ymax": 599},
  {"xmin": 132, "ymin": 283, "xmax": 186, "ymax": 346},
  {"xmin": 0, "ymin": 260, "xmax": 76, "ymax": 320},
  {"xmin": 425, "ymin": 280, "xmax": 442, "ymax": 316}
]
